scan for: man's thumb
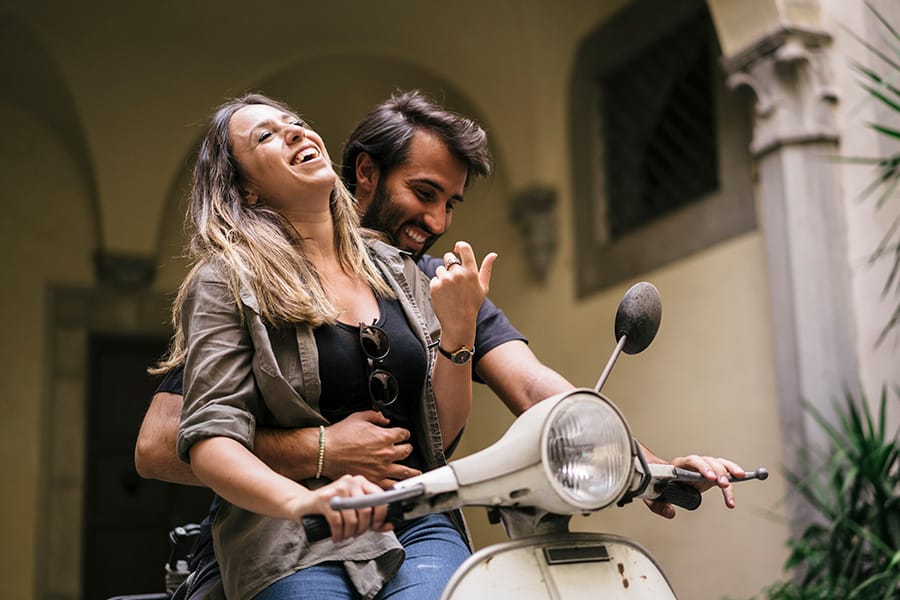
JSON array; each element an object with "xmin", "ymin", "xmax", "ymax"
[
  {"xmin": 361, "ymin": 409, "xmax": 391, "ymax": 425},
  {"xmin": 480, "ymin": 252, "xmax": 498, "ymax": 291}
]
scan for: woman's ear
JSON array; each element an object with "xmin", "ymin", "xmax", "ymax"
[{"xmin": 355, "ymin": 152, "xmax": 380, "ymax": 200}]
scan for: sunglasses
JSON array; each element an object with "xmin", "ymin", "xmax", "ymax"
[{"xmin": 359, "ymin": 323, "xmax": 399, "ymax": 411}]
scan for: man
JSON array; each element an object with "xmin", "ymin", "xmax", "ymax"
[{"xmin": 135, "ymin": 90, "xmax": 744, "ymax": 598}]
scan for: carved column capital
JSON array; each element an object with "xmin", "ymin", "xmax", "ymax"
[
  {"xmin": 724, "ymin": 27, "xmax": 839, "ymax": 157},
  {"xmin": 722, "ymin": 26, "xmax": 861, "ymax": 540}
]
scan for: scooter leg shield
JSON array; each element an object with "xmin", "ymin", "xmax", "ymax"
[{"xmin": 441, "ymin": 533, "xmax": 677, "ymax": 600}]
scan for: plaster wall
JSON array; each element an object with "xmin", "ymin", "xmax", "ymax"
[{"xmin": 0, "ymin": 102, "xmax": 95, "ymax": 598}]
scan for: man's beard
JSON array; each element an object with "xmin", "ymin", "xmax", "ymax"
[{"xmin": 360, "ymin": 178, "xmax": 439, "ymax": 260}]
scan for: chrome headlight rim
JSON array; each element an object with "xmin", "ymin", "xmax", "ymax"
[{"xmin": 540, "ymin": 391, "xmax": 635, "ymax": 511}]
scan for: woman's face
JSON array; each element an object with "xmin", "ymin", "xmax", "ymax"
[{"xmin": 228, "ymin": 103, "xmax": 335, "ymax": 214}]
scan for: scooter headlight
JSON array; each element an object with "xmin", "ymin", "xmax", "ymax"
[{"xmin": 541, "ymin": 392, "xmax": 634, "ymax": 511}]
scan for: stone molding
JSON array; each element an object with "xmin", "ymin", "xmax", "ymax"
[{"xmin": 724, "ymin": 27, "xmax": 838, "ymax": 157}]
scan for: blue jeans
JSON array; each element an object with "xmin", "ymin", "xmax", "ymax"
[{"xmin": 254, "ymin": 513, "xmax": 470, "ymax": 600}]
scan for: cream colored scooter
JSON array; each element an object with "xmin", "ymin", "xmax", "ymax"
[{"xmin": 305, "ymin": 282, "xmax": 767, "ymax": 599}]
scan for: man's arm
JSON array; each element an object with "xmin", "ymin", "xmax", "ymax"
[
  {"xmin": 475, "ymin": 339, "xmax": 664, "ymax": 458},
  {"xmin": 135, "ymin": 392, "xmax": 203, "ymax": 486},
  {"xmin": 474, "ymin": 339, "xmax": 572, "ymax": 416},
  {"xmin": 135, "ymin": 392, "xmax": 419, "ymax": 488},
  {"xmin": 137, "ymin": 340, "xmax": 744, "ymax": 509},
  {"xmin": 474, "ymin": 339, "xmax": 745, "ymax": 515}
]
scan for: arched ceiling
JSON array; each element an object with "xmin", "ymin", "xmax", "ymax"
[{"xmin": 0, "ymin": 15, "xmax": 100, "ymax": 250}]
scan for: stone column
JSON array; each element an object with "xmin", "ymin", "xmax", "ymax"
[{"xmin": 723, "ymin": 29, "xmax": 860, "ymax": 535}]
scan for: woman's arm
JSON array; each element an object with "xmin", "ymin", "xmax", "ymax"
[
  {"xmin": 190, "ymin": 436, "xmax": 389, "ymax": 540},
  {"xmin": 175, "ymin": 264, "xmax": 386, "ymax": 538}
]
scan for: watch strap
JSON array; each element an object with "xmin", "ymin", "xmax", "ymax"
[{"xmin": 438, "ymin": 343, "xmax": 474, "ymax": 364}]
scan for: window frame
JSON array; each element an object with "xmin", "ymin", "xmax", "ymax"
[{"xmin": 569, "ymin": 0, "xmax": 756, "ymax": 297}]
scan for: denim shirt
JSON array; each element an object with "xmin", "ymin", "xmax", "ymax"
[{"xmin": 176, "ymin": 239, "xmax": 457, "ymax": 600}]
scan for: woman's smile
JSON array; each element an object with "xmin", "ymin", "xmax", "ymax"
[{"xmin": 229, "ymin": 104, "xmax": 336, "ymax": 210}]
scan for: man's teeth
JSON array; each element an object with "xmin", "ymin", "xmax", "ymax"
[{"xmin": 404, "ymin": 227, "xmax": 427, "ymax": 244}]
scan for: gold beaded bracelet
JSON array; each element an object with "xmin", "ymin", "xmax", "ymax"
[{"xmin": 316, "ymin": 425, "xmax": 326, "ymax": 479}]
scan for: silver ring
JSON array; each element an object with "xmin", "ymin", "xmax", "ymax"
[{"xmin": 444, "ymin": 254, "xmax": 462, "ymax": 269}]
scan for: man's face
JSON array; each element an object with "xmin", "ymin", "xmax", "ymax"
[{"xmin": 359, "ymin": 130, "xmax": 467, "ymax": 259}]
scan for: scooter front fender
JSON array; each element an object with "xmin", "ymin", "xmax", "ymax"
[{"xmin": 441, "ymin": 532, "xmax": 677, "ymax": 600}]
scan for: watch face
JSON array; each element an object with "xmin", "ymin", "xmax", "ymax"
[
  {"xmin": 451, "ymin": 349, "xmax": 473, "ymax": 364},
  {"xmin": 441, "ymin": 345, "xmax": 473, "ymax": 365}
]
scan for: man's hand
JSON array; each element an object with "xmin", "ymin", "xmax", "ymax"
[
  {"xmin": 321, "ymin": 411, "xmax": 421, "ymax": 489},
  {"xmin": 643, "ymin": 455, "xmax": 746, "ymax": 519},
  {"xmin": 136, "ymin": 389, "xmax": 420, "ymax": 490},
  {"xmin": 430, "ymin": 240, "xmax": 496, "ymax": 351}
]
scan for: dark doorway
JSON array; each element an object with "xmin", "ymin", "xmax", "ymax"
[{"xmin": 82, "ymin": 334, "xmax": 213, "ymax": 600}]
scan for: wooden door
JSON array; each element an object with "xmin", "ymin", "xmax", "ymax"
[{"xmin": 82, "ymin": 334, "xmax": 213, "ymax": 600}]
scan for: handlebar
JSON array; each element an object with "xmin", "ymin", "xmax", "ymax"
[
  {"xmin": 647, "ymin": 467, "xmax": 769, "ymax": 511},
  {"xmin": 655, "ymin": 483, "xmax": 703, "ymax": 510},
  {"xmin": 301, "ymin": 502, "xmax": 407, "ymax": 543},
  {"xmin": 301, "ymin": 468, "xmax": 769, "ymax": 541},
  {"xmin": 301, "ymin": 484, "xmax": 426, "ymax": 542},
  {"xmin": 300, "ymin": 515, "xmax": 331, "ymax": 543}
]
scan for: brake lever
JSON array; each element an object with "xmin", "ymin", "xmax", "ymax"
[
  {"xmin": 330, "ymin": 483, "xmax": 426, "ymax": 510},
  {"xmin": 670, "ymin": 467, "xmax": 769, "ymax": 483},
  {"xmin": 634, "ymin": 464, "xmax": 768, "ymax": 511}
]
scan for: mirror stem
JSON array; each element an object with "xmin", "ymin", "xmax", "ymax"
[{"xmin": 594, "ymin": 335, "xmax": 627, "ymax": 393}]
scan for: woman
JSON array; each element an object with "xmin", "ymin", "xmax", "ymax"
[{"xmin": 161, "ymin": 93, "xmax": 495, "ymax": 599}]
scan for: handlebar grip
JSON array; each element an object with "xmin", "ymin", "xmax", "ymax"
[
  {"xmin": 302, "ymin": 515, "xmax": 332, "ymax": 542},
  {"xmin": 656, "ymin": 482, "xmax": 702, "ymax": 511},
  {"xmin": 302, "ymin": 503, "xmax": 407, "ymax": 542}
]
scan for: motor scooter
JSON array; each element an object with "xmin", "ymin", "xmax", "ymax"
[{"xmin": 302, "ymin": 281, "xmax": 767, "ymax": 599}]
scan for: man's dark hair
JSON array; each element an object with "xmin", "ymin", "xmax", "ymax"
[{"xmin": 341, "ymin": 90, "xmax": 492, "ymax": 194}]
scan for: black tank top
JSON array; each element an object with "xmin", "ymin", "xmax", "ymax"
[{"xmin": 314, "ymin": 294, "xmax": 427, "ymax": 471}]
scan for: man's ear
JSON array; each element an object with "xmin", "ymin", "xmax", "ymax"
[{"xmin": 355, "ymin": 152, "xmax": 380, "ymax": 201}]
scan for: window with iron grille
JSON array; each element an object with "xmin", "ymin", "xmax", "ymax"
[
  {"xmin": 601, "ymin": 14, "xmax": 718, "ymax": 237},
  {"xmin": 569, "ymin": 0, "xmax": 755, "ymax": 297}
]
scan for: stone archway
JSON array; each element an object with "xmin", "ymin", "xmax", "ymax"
[{"xmin": 0, "ymin": 15, "xmax": 101, "ymax": 252}]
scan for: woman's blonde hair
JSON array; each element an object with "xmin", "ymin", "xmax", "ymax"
[{"xmin": 156, "ymin": 93, "xmax": 391, "ymax": 371}]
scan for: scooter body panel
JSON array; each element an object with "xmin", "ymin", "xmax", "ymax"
[{"xmin": 441, "ymin": 532, "xmax": 677, "ymax": 600}]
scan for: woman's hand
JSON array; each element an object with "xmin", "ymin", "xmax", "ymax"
[
  {"xmin": 292, "ymin": 474, "xmax": 392, "ymax": 543},
  {"xmin": 430, "ymin": 240, "xmax": 497, "ymax": 350}
]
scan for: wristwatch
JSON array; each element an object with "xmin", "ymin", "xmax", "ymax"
[{"xmin": 438, "ymin": 343, "xmax": 474, "ymax": 365}]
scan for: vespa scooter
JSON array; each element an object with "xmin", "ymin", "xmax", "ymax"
[{"xmin": 303, "ymin": 282, "xmax": 767, "ymax": 599}]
